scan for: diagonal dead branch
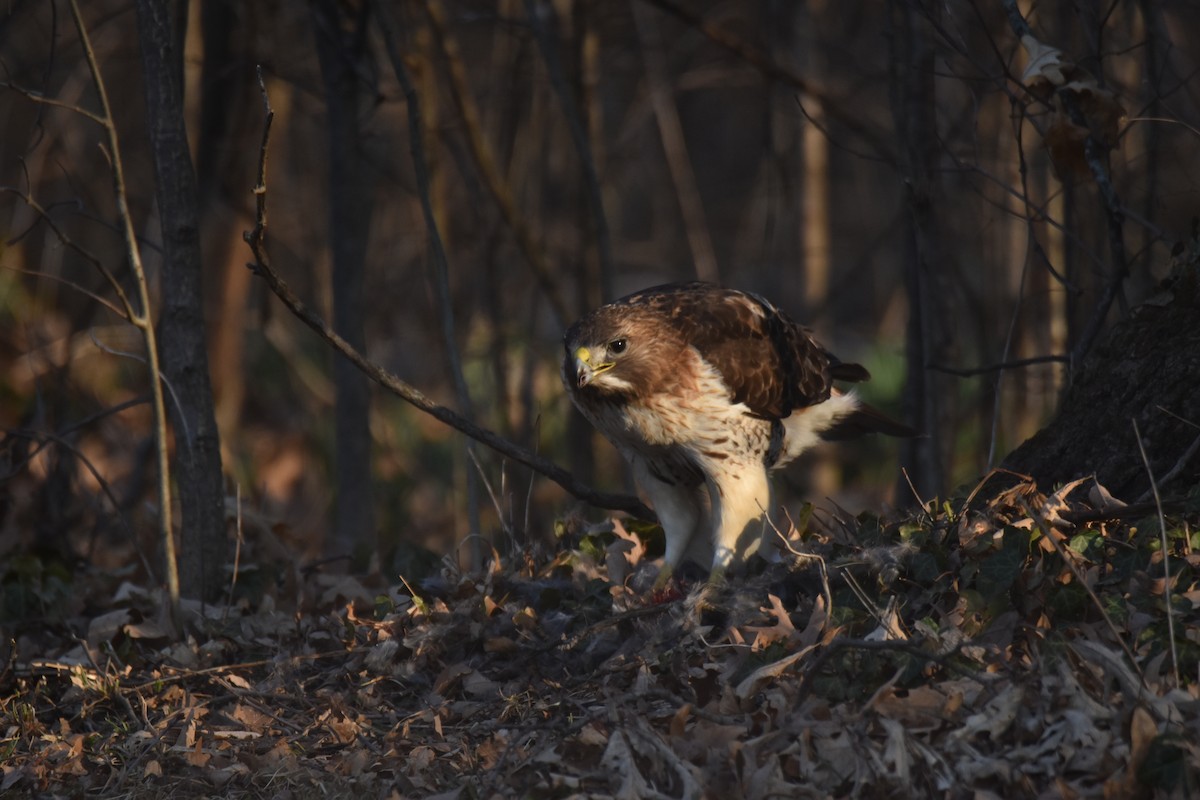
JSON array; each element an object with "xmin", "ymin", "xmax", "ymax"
[{"xmin": 243, "ymin": 68, "xmax": 654, "ymax": 522}]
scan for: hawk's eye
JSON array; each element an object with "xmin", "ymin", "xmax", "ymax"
[{"xmin": 608, "ymin": 338, "xmax": 628, "ymax": 355}]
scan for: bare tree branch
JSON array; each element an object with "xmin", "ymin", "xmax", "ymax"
[
  {"xmin": 243, "ymin": 69, "xmax": 654, "ymax": 523},
  {"xmin": 928, "ymin": 354, "xmax": 1070, "ymax": 377},
  {"xmin": 637, "ymin": 0, "xmax": 896, "ymax": 166},
  {"xmin": 0, "ymin": 79, "xmax": 107, "ymax": 126},
  {"xmin": 70, "ymin": 0, "xmax": 180, "ymax": 632},
  {"xmin": 422, "ymin": 0, "xmax": 571, "ymax": 326}
]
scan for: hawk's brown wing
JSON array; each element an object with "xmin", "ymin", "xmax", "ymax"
[{"xmin": 618, "ymin": 282, "xmax": 861, "ymax": 420}]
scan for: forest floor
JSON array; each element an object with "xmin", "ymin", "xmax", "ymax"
[{"xmin": 1, "ymin": 475, "xmax": 1198, "ymax": 799}]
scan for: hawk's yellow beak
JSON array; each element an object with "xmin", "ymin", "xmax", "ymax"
[{"xmin": 573, "ymin": 346, "xmax": 614, "ymax": 388}]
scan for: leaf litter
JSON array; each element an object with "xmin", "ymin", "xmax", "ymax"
[{"xmin": 1, "ymin": 476, "xmax": 1198, "ymax": 798}]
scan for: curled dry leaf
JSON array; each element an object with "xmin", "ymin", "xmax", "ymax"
[
  {"xmin": 1020, "ymin": 35, "xmax": 1073, "ymax": 95},
  {"xmin": 1018, "ymin": 35, "xmax": 1126, "ymax": 178}
]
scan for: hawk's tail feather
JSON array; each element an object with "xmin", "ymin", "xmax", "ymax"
[
  {"xmin": 821, "ymin": 401, "xmax": 917, "ymax": 441},
  {"xmin": 829, "ymin": 361, "xmax": 871, "ymax": 383}
]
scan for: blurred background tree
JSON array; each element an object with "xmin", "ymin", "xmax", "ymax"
[{"xmin": 1, "ymin": 0, "xmax": 1197, "ymax": 591}]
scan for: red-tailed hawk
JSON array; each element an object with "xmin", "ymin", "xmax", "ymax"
[{"xmin": 562, "ymin": 282, "xmax": 911, "ymax": 581}]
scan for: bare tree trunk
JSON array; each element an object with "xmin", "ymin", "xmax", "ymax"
[
  {"xmin": 1003, "ymin": 281, "xmax": 1200, "ymax": 500},
  {"xmin": 311, "ymin": 0, "xmax": 377, "ymax": 568},
  {"xmin": 135, "ymin": 0, "xmax": 227, "ymax": 599},
  {"xmin": 888, "ymin": 0, "xmax": 946, "ymax": 500}
]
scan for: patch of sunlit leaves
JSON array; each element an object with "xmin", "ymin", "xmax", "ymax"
[{"xmin": 792, "ymin": 479, "xmax": 1200, "ymax": 721}]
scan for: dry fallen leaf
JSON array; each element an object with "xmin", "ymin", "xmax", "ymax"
[
  {"xmin": 951, "ymin": 683, "xmax": 1024, "ymax": 741},
  {"xmin": 183, "ymin": 739, "xmax": 211, "ymax": 768},
  {"xmin": 743, "ymin": 594, "xmax": 797, "ymax": 650},
  {"xmin": 86, "ymin": 608, "xmax": 131, "ymax": 646},
  {"xmin": 1128, "ymin": 705, "xmax": 1158, "ymax": 775},
  {"xmin": 735, "ymin": 645, "xmax": 817, "ymax": 701}
]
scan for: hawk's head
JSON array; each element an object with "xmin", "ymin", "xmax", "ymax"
[{"xmin": 562, "ymin": 306, "xmax": 664, "ymax": 398}]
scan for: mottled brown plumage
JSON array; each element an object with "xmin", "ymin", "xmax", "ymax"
[{"xmin": 563, "ymin": 282, "xmax": 910, "ymax": 578}]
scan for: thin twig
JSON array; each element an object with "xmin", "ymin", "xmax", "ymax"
[
  {"xmin": 1134, "ymin": 407, "xmax": 1200, "ymax": 501},
  {"xmin": 243, "ymin": 68, "xmax": 654, "ymax": 522},
  {"xmin": 1, "ymin": 426, "xmax": 156, "ymax": 582},
  {"xmin": 772, "ymin": 507, "xmax": 833, "ymax": 632},
  {"xmin": 954, "ymin": 467, "xmax": 1034, "ymax": 520},
  {"xmin": 468, "ymin": 447, "xmax": 514, "ymax": 540},
  {"xmin": 1132, "ymin": 419, "xmax": 1180, "ymax": 688},
  {"xmin": 0, "ymin": 79, "xmax": 107, "ymax": 126},
  {"xmin": 70, "ymin": 0, "xmax": 180, "ymax": 632},
  {"xmin": 87, "ymin": 330, "xmax": 193, "ymax": 455},
  {"xmin": 524, "ymin": 415, "xmax": 542, "ymax": 542},
  {"xmin": 1125, "ymin": 115, "xmax": 1200, "ymax": 140},
  {"xmin": 900, "ymin": 466, "xmax": 929, "ymax": 510},
  {"xmin": 927, "ymin": 353, "xmax": 1070, "ymax": 377},
  {"xmin": 1137, "ymin": 433, "xmax": 1200, "ymax": 502},
  {"xmin": 223, "ymin": 484, "xmax": 244, "ymax": 625},
  {"xmin": 0, "ymin": 186, "xmax": 138, "ymax": 315},
  {"xmin": 0, "ymin": 395, "xmax": 148, "ymax": 481},
  {"xmin": 988, "ymin": 109, "xmax": 1036, "ymax": 470},
  {"xmin": 935, "ymin": 159, "xmax": 1093, "ymax": 291},
  {"xmin": 1, "ymin": 264, "xmax": 125, "ymax": 320}
]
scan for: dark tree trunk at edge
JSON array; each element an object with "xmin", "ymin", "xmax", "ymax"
[{"xmin": 1002, "ymin": 270, "xmax": 1200, "ymax": 501}]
